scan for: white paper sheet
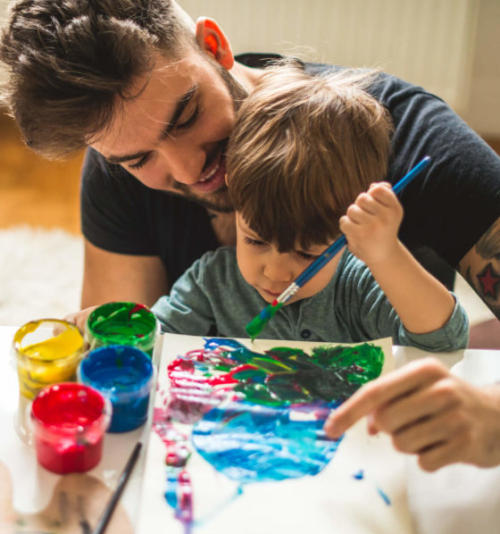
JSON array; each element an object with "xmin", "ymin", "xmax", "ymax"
[
  {"xmin": 136, "ymin": 334, "xmax": 413, "ymax": 534},
  {"xmin": 407, "ymin": 349, "xmax": 500, "ymax": 534}
]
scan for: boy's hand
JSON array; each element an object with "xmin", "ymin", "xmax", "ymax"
[
  {"xmin": 340, "ymin": 182, "xmax": 403, "ymax": 267},
  {"xmin": 64, "ymin": 306, "xmax": 98, "ymax": 336}
]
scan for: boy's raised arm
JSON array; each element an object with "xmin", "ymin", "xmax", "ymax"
[{"xmin": 341, "ymin": 182, "xmax": 457, "ymax": 336}]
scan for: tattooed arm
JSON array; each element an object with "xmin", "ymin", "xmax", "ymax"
[{"xmin": 459, "ymin": 216, "xmax": 500, "ymax": 320}]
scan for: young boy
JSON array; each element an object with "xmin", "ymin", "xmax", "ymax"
[
  {"xmin": 71, "ymin": 64, "xmax": 468, "ymax": 351},
  {"xmin": 149, "ymin": 64, "xmax": 468, "ymax": 351}
]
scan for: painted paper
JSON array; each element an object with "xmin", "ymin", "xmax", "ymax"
[{"xmin": 137, "ymin": 334, "xmax": 412, "ymax": 534}]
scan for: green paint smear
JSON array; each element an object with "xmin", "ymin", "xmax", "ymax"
[{"xmin": 228, "ymin": 342, "xmax": 384, "ymax": 406}]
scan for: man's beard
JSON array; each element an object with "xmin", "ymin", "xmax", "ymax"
[
  {"xmin": 171, "ymin": 177, "xmax": 233, "ymax": 213},
  {"xmin": 170, "ymin": 60, "xmax": 249, "ymax": 214}
]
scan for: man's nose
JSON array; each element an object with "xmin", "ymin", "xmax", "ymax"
[{"xmin": 157, "ymin": 143, "xmax": 204, "ymax": 186}]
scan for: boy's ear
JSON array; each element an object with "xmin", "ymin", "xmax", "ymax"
[{"xmin": 195, "ymin": 17, "xmax": 234, "ymax": 70}]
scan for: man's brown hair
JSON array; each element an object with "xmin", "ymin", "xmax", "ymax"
[
  {"xmin": 0, "ymin": 0, "xmax": 193, "ymax": 158},
  {"xmin": 227, "ymin": 63, "xmax": 393, "ymax": 252}
]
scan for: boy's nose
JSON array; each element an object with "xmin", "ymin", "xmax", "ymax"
[{"xmin": 263, "ymin": 259, "xmax": 294, "ymax": 284}]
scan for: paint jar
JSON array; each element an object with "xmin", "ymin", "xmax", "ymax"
[
  {"xmin": 79, "ymin": 345, "xmax": 155, "ymax": 433},
  {"xmin": 13, "ymin": 319, "xmax": 85, "ymax": 444},
  {"xmin": 31, "ymin": 383, "xmax": 111, "ymax": 474},
  {"xmin": 86, "ymin": 302, "xmax": 159, "ymax": 357},
  {"xmin": 13, "ymin": 319, "xmax": 85, "ymax": 399}
]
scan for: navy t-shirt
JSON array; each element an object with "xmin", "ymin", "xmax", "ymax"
[{"xmin": 81, "ymin": 53, "xmax": 500, "ymax": 287}]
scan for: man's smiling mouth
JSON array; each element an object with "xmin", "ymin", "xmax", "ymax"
[{"xmin": 192, "ymin": 150, "xmax": 226, "ymax": 193}]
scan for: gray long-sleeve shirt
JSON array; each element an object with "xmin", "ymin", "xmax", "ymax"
[{"xmin": 152, "ymin": 247, "xmax": 469, "ymax": 351}]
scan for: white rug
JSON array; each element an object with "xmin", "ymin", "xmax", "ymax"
[{"xmin": 0, "ymin": 226, "xmax": 83, "ymax": 326}]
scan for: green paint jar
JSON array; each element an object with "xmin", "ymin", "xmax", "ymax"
[{"xmin": 86, "ymin": 302, "xmax": 159, "ymax": 357}]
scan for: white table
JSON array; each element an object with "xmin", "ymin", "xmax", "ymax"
[
  {"xmin": 1, "ymin": 327, "xmax": 500, "ymax": 533},
  {"xmin": 396, "ymin": 345, "xmax": 500, "ymax": 534},
  {"xmin": 0, "ymin": 326, "xmax": 158, "ymax": 531}
]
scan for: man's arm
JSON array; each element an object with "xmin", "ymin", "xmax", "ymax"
[
  {"xmin": 81, "ymin": 239, "xmax": 169, "ymax": 308},
  {"xmin": 459, "ymin": 216, "xmax": 500, "ymax": 320}
]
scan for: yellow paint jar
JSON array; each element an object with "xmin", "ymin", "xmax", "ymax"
[{"xmin": 13, "ymin": 319, "xmax": 85, "ymax": 400}]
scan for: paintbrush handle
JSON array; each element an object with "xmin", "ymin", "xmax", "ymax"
[
  {"xmin": 294, "ymin": 236, "xmax": 347, "ymax": 288},
  {"xmin": 279, "ymin": 156, "xmax": 431, "ymax": 301},
  {"xmin": 392, "ymin": 156, "xmax": 430, "ymax": 194},
  {"xmin": 92, "ymin": 442, "xmax": 142, "ymax": 534}
]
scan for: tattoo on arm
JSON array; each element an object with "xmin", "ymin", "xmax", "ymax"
[
  {"xmin": 465, "ymin": 218, "xmax": 500, "ymax": 318},
  {"xmin": 465, "ymin": 266, "xmax": 500, "ymax": 316}
]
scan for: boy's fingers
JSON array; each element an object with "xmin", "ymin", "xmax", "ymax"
[
  {"xmin": 368, "ymin": 183, "xmax": 396, "ymax": 206},
  {"xmin": 355, "ymin": 193, "xmax": 380, "ymax": 215},
  {"xmin": 324, "ymin": 358, "xmax": 448, "ymax": 437},
  {"xmin": 368, "ymin": 181, "xmax": 391, "ymax": 190}
]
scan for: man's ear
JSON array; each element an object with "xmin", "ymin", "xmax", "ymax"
[{"xmin": 195, "ymin": 17, "xmax": 234, "ymax": 70}]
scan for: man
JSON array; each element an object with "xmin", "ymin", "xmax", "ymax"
[
  {"xmin": 1, "ymin": 0, "xmax": 500, "ymax": 469},
  {"xmin": 1, "ymin": 0, "xmax": 499, "ymax": 315}
]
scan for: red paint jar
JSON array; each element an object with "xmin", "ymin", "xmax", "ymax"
[{"xmin": 31, "ymin": 383, "xmax": 111, "ymax": 474}]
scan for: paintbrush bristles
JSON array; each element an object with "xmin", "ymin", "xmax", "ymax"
[{"xmin": 245, "ymin": 302, "xmax": 284, "ymax": 340}]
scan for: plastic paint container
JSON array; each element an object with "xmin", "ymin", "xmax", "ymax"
[
  {"xmin": 79, "ymin": 345, "xmax": 154, "ymax": 433},
  {"xmin": 86, "ymin": 302, "xmax": 159, "ymax": 357},
  {"xmin": 31, "ymin": 383, "xmax": 110, "ymax": 474},
  {"xmin": 13, "ymin": 319, "xmax": 85, "ymax": 400}
]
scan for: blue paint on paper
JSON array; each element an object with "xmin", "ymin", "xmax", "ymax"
[
  {"xmin": 194, "ymin": 485, "xmax": 244, "ymax": 528},
  {"xmin": 353, "ymin": 469, "xmax": 364, "ymax": 480},
  {"xmin": 377, "ymin": 486, "xmax": 391, "ymax": 506},
  {"xmin": 192, "ymin": 401, "xmax": 342, "ymax": 484},
  {"xmin": 165, "ymin": 471, "xmax": 179, "ymax": 508}
]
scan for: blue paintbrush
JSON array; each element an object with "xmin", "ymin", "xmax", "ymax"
[{"xmin": 245, "ymin": 156, "xmax": 432, "ymax": 340}]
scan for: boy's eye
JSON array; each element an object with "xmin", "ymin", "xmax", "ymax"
[
  {"xmin": 243, "ymin": 236, "xmax": 266, "ymax": 247},
  {"xmin": 297, "ymin": 251, "xmax": 320, "ymax": 261}
]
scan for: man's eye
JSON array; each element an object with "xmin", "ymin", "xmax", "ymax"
[
  {"xmin": 177, "ymin": 106, "xmax": 200, "ymax": 130},
  {"xmin": 129, "ymin": 154, "xmax": 151, "ymax": 170},
  {"xmin": 244, "ymin": 237, "xmax": 265, "ymax": 247}
]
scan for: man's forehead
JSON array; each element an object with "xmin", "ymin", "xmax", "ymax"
[
  {"xmin": 90, "ymin": 57, "xmax": 201, "ymax": 157},
  {"xmin": 124, "ymin": 55, "xmax": 199, "ymax": 112}
]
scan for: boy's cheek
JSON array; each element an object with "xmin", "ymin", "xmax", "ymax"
[{"xmin": 236, "ymin": 247, "xmax": 256, "ymax": 284}]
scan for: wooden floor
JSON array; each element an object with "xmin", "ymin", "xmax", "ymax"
[
  {"xmin": 0, "ymin": 111, "xmax": 499, "ymax": 236},
  {"xmin": 0, "ymin": 112, "xmax": 84, "ymax": 235}
]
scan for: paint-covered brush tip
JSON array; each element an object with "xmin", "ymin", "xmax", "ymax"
[
  {"xmin": 245, "ymin": 302, "xmax": 283, "ymax": 340},
  {"xmin": 245, "ymin": 315, "xmax": 267, "ymax": 341}
]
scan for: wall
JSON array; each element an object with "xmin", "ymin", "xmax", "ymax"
[
  {"xmin": 462, "ymin": 0, "xmax": 500, "ymax": 137},
  {"xmin": 0, "ymin": 0, "xmax": 498, "ymax": 136},
  {"xmin": 180, "ymin": 0, "xmax": 478, "ymax": 115}
]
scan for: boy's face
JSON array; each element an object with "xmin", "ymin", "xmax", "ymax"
[{"xmin": 236, "ymin": 214, "xmax": 343, "ymax": 304}]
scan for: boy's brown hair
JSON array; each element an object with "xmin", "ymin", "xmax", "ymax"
[{"xmin": 227, "ymin": 63, "xmax": 393, "ymax": 253}]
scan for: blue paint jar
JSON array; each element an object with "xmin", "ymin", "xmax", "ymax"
[{"xmin": 78, "ymin": 345, "xmax": 154, "ymax": 433}]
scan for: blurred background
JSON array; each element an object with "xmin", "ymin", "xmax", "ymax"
[{"xmin": 0, "ymin": 0, "xmax": 498, "ymax": 324}]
